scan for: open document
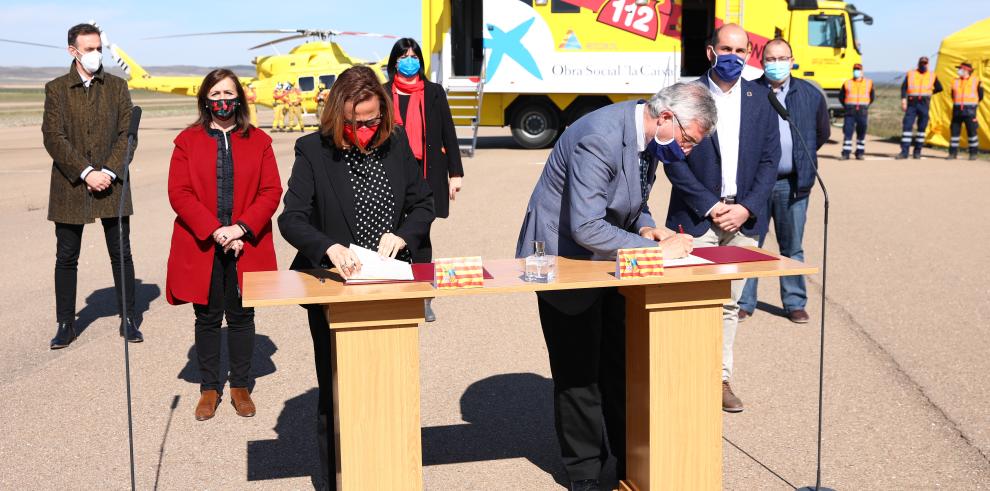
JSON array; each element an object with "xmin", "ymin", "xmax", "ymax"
[
  {"xmin": 344, "ymin": 244, "xmax": 415, "ymax": 284},
  {"xmin": 663, "ymin": 254, "xmax": 715, "ymax": 268}
]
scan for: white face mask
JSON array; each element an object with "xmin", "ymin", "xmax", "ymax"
[{"xmin": 76, "ymin": 50, "xmax": 102, "ymax": 74}]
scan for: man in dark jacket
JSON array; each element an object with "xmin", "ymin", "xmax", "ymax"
[
  {"xmin": 663, "ymin": 24, "xmax": 781, "ymax": 413},
  {"xmin": 42, "ymin": 23, "xmax": 142, "ymax": 348},
  {"xmin": 739, "ymin": 39, "xmax": 830, "ymax": 325}
]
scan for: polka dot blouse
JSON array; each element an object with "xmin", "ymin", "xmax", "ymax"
[{"xmin": 343, "ymin": 148, "xmax": 411, "ymax": 262}]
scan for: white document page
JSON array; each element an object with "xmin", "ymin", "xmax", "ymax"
[
  {"xmin": 664, "ymin": 254, "xmax": 715, "ymax": 268},
  {"xmin": 344, "ymin": 244, "xmax": 414, "ymax": 283}
]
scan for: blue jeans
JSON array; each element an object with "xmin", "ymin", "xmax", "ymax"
[{"xmin": 739, "ymin": 177, "xmax": 808, "ymax": 314}]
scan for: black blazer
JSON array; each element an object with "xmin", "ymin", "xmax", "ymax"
[
  {"xmin": 384, "ymin": 79, "xmax": 464, "ymax": 218},
  {"xmin": 278, "ymin": 127, "xmax": 436, "ymax": 271}
]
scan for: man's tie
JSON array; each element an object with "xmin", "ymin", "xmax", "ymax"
[{"xmin": 639, "ymin": 152, "xmax": 652, "ymax": 210}]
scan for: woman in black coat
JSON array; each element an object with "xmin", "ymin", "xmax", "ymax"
[
  {"xmin": 384, "ymin": 37, "xmax": 464, "ymax": 321},
  {"xmin": 277, "ymin": 66, "xmax": 434, "ymax": 490}
]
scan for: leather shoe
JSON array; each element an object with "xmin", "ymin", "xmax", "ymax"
[
  {"xmin": 894, "ymin": 152, "xmax": 908, "ymax": 160},
  {"xmin": 230, "ymin": 387, "xmax": 256, "ymax": 417},
  {"xmin": 570, "ymin": 479, "xmax": 600, "ymax": 491},
  {"xmin": 839, "ymin": 154, "xmax": 849, "ymax": 161},
  {"xmin": 424, "ymin": 299, "xmax": 436, "ymax": 323},
  {"xmin": 787, "ymin": 309, "xmax": 810, "ymax": 324},
  {"xmin": 195, "ymin": 390, "xmax": 220, "ymax": 421},
  {"xmin": 119, "ymin": 318, "xmax": 143, "ymax": 343},
  {"xmin": 722, "ymin": 381, "xmax": 744, "ymax": 413},
  {"xmin": 737, "ymin": 309, "xmax": 751, "ymax": 322},
  {"xmin": 50, "ymin": 322, "xmax": 76, "ymax": 349},
  {"xmin": 855, "ymin": 154, "xmax": 865, "ymax": 160}
]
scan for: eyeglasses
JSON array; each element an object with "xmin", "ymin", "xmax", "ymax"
[
  {"xmin": 344, "ymin": 115, "xmax": 382, "ymax": 128},
  {"xmin": 672, "ymin": 114, "xmax": 698, "ymax": 147}
]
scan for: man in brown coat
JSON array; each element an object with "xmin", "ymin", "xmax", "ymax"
[{"xmin": 42, "ymin": 23, "xmax": 143, "ymax": 348}]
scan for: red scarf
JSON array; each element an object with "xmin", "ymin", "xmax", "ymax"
[{"xmin": 392, "ymin": 76, "xmax": 426, "ymax": 176}]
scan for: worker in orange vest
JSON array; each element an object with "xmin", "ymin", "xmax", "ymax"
[
  {"xmin": 285, "ymin": 82, "xmax": 304, "ymax": 132},
  {"xmin": 315, "ymin": 83, "xmax": 330, "ymax": 119},
  {"xmin": 244, "ymin": 82, "xmax": 258, "ymax": 127},
  {"xmin": 271, "ymin": 82, "xmax": 287, "ymax": 132},
  {"xmin": 898, "ymin": 56, "xmax": 943, "ymax": 159},
  {"xmin": 840, "ymin": 63, "xmax": 874, "ymax": 160},
  {"xmin": 948, "ymin": 61, "xmax": 983, "ymax": 160}
]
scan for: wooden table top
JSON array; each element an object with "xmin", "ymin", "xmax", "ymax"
[{"xmin": 242, "ymin": 248, "xmax": 817, "ymax": 307}]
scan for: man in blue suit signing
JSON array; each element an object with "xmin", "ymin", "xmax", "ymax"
[
  {"xmin": 516, "ymin": 83, "xmax": 716, "ymax": 491},
  {"xmin": 664, "ymin": 24, "xmax": 781, "ymax": 413}
]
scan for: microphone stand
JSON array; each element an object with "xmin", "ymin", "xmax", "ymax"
[
  {"xmin": 118, "ymin": 106, "xmax": 141, "ymax": 491},
  {"xmin": 767, "ymin": 93, "xmax": 833, "ymax": 491}
]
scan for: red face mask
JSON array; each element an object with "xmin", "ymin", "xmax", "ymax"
[{"xmin": 343, "ymin": 124, "xmax": 379, "ymax": 149}]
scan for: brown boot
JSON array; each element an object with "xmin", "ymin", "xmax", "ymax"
[
  {"xmin": 195, "ymin": 390, "xmax": 220, "ymax": 421},
  {"xmin": 230, "ymin": 387, "xmax": 256, "ymax": 417},
  {"xmin": 722, "ymin": 381, "xmax": 744, "ymax": 413}
]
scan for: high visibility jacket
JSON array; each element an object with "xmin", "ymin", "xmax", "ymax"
[
  {"xmin": 953, "ymin": 76, "xmax": 980, "ymax": 107},
  {"xmin": 245, "ymin": 86, "xmax": 256, "ymax": 103},
  {"xmin": 272, "ymin": 89, "xmax": 286, "ymax": 104},
  {"xmin": 906, "ymin": 69, "xmax": 936, "ymax": 97},
  {"xmin": 843, "ymin": 78, "xmax": 873, "ymax": 106}
]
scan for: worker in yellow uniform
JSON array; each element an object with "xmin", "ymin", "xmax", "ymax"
[
  {"xmin": 898, "ymin": 56, "xmax": 943, "ymax": 159},
  {"xmin": 948, "ymin": 61, "xmax": 983, "ymax": 160},
  {"xmin": 839, "ymin": 63, "xmax": 874, "ymax": 160},
  {"xmin": 315, "ymin": 83, "xmax": 330, "ymax": 119},
  {"xmin": 286, "ymin": 82, "xmax": 304, "ymax": 132},
  {"xmin": 271, "ymin": 82, "xmax": 287, "ymax": 132},
  {"xmin": 244, "ymin": 82, "xmax": 258, "ymax": 127}
]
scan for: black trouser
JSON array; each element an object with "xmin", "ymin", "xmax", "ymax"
[
  {"xmin": 307, "ymin": 305, "xmax": 336, "ymax": 490},
  {"xmin": 950, "ymin": 108, "xmax": 979, "ymax": 157},
  {"xmin": 193, "ymin": 246, "xmax": 255, "ymax": 392},
  {"xmin": 538, "ymin": 288, "xmax": 626, "ymax": 481},
  {"xmin": 842, "ymin": 106, "xmax": 869, "ymax": 157},
  {"xmin": 901, "ymin": 99, "xmax": 930, "ymax": 155},
  {"xmin": 54, "ymin": 217, "xmax": 135, "ymax": 323}
]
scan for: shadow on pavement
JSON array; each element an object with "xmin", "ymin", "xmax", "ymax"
[
  {"xmin": 245, "ymin": 388, "xmax": 319, "ymax": 483},
  {"xmin": 754, "ymin": 301, "xmax": 788, "ymax": 318},
  {"xmin": 74, "ymin": 279, "xmax": 160, "ymax": 337},
  {"xmin": 244, "ymin": 374, "xmax": 578, "ymax": 487},
  {"xmin": 176, "ymin": 334, "xmax": 278, "ymax": 393},
  {"xmin": 475, "ymin": 135, "xmax": 523, "ymax": 150},
  {"xmin": 153, "ymin": 395, "xmax": 181, "ymax": 491},
  {"xmin": 723, "ymin": 436, "xmax": 798, "ymax": 489},
  {"xmin": 422, "ymin": 372, "xmax": 571, "ymax": 487}
]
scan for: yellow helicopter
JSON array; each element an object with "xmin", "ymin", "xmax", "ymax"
[{"xmin": 113, "ymin": 28, "xmax": 396, "ymax": 113}]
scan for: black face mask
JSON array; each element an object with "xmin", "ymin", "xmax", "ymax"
[
  {"xmin": 918, "ymin": 64, "xmax": 928, "ymax": 73},
  {"xmin": 206, "ymin": 98, "xmax": 240, "ymax": 118}
]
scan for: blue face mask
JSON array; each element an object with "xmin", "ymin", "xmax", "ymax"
[
  {"xmin": 853, "ymin": 69, "xmax": 863, "ymax": 79},
  {"xmin": 711, "ymin": 53, "xmax": 745, "ymax": 83},
  {"xmin": 763, "ymin": 61, "xmax": 791, "ymax": 82},
  {"xmin": 397, "ymin": 57, "xmax": 421, "ymax": 77},
  {"xmin": 647, "ymin": 114, "xmax": 688, "ymax": 164}
]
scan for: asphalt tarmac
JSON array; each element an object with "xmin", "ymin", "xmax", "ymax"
[{"xmin": 0, "ymin": 113, "xmax": 988, "ymax": 490}]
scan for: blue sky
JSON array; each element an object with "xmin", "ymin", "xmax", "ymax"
[{"xmin": 0, "ymin": 1, "xmax": 987, "ymax": 72}]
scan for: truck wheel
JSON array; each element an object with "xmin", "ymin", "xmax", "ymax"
[{"xmin": 511, "ymin": 102, "xmax": 560, "ymax": 149}]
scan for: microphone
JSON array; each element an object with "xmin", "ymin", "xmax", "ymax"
[
  {"xmin": 127, "ymin": 106, "xmax": 142, "ymax": 139},
  {"xmin": 768, "ymin": 91, "xmax": 833, "ymax": 491},
  {"xmin": 767, "ymin": 91, "xmax": 790, "ymax": 121}
]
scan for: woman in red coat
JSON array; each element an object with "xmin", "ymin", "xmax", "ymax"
[{"xmin": 166, "ymin": 69, "xmax": 282, "ymax": 421}]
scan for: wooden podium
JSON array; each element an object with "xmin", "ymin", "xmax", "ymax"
[{"xmin": 243, "ymin": 250, "xmax": 815, "ymax": 490}]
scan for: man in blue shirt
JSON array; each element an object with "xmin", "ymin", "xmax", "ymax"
[{"xmin": 739, "ymin": 39, "xmax": 830, "ymax": 324}]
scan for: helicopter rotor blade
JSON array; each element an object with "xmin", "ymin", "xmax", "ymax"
[
  {"xmin": 248, "ymin": 34, "xmax": 312, "ymax": 50},
  {"xmin": 334, "ymin": 32, "xmax": 399, "ymax": 39},
  {"xmin": 144, "ymin": 30, "xmax": 303, "ymax": 40},
  {"xmin": 0, "ymin": 38, "xmax": 62, "ymax": 49}
]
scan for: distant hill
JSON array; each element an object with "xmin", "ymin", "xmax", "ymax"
[
  {"xmin": 0, "ymin": 65, "xmax": 256, "ymax": 86},
  {"xmin": 869, "ymin": 71, "xmax": 907, "ymax": 85}
]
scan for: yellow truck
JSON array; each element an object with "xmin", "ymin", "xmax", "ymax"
[{"xmin": 423, "ymin": 0, "xmax": 872, "ymax": 149}]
